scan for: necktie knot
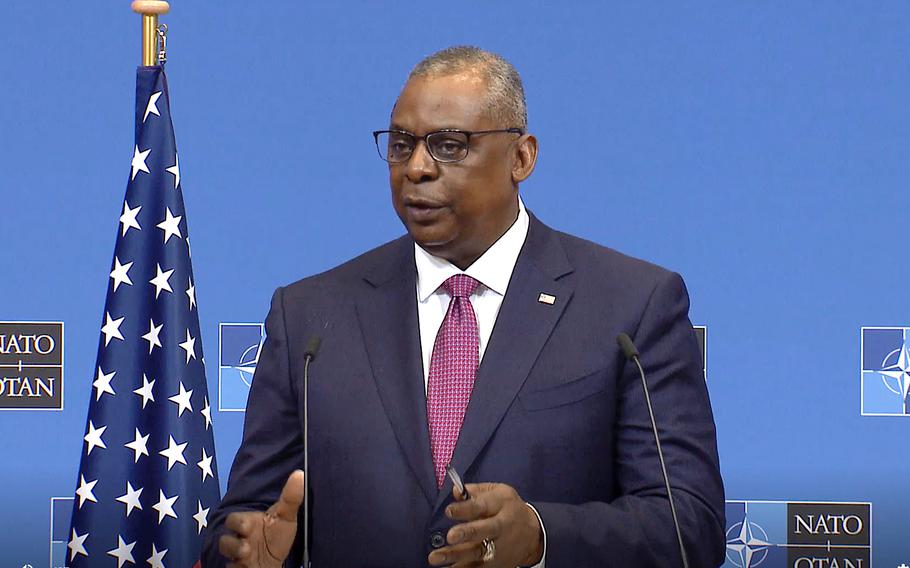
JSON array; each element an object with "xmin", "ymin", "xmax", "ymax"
[{"xmin": 443, "ymin": 274, "xmax": 480, "ymax": 299}]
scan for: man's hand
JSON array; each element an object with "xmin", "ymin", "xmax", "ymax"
[
  {"xmin": 218, "ymin": 470, "xmax": 305, "ymax": 567},
  {"xmin": 428, "ymin": 482, "xmax": 543, "ymax": 567}
]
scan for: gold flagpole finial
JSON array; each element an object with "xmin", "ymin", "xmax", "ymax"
[{"xmin": 131, "ymin": 1, "xmax": 170, "ymax": 66}]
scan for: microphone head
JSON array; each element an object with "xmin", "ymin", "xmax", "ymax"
[
  {"xmin": 616, "ymin": 333, "xmax": 640, "ymax": 361},
  {"xmin": 304, "ymin": 336, "xmax": 322, "ymax": 361}
]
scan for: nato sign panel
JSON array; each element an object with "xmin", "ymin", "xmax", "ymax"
[
  {"xmin": 0, "ymin": 321, "xmax": 64, "ymax": 410},
  {"xmin": 724, "ymin": 500, "xmax": 871, "ymax": 568}
]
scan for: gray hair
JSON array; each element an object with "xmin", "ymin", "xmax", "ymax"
[{"xmin": 408, "ymin": 46, "xmax": 528, "ymax": 130}]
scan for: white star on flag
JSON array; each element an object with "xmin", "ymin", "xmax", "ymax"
[
  {"xmin": 124, "ymin": 428, "xmax": 150, "ymax": 463},
  {"xmin": 168, "ymin": 381, "xmax": 194, "ymax": 416},
  {"xmin": 147, "ymin": 544, "xmax": 167, "ymax": 568},
  {"xmin": 84, "ymin": 420, "xmax": 107, "ymax": 455},
  {"xmin": 101, "ymin": 312, "xmax": 125, "ymax": 346},
  {"xmin": 149, "ymin": 263, "xmax": 175, "ymax": 298},
  {"xmin": 110, "ymin": 257, "xmax": 134, "ymax": 292},
  {"xmin": 166, "ymin": 154, "xmax": 180, "ymax": 189},
  {"xmin": 142, "ymin": 318, "xmax": 164, "ymax": 354},
  {"xmin": 107, "ymin": 535, "xmax": 137, "ymax": 567},
  {"xmin": 186, "ymin": 277, "xmax": 196, "ymax": 310},
  {"xmin": 119, "ymin": 201, "xmax": 142, "ymax": 236},
  {"xmin": 115, "ymin": 481, "xmax": 144, "ymax": 517},
  {"xmin": 133, "ymin": 374, "xmax": 155, "ymax": 408},
  {"xmin": 93, "ymin": 366, "xmax": 116, "ymax": 401},
  {"xmin": 157, "ymin": 207, "xmax": 183, "ymax": 243},
  {"xmin": 201, "ymin": 396, "xmax": 212, "ymax": 430},
  {"xmin": 179, "ymin": 328, "xmax": 197, "ymax": 363},
  {"xmin": 68, "ymin": 528, "xmax": 89, "ymax": 561},
  {"xmin": 76, "ymin": 475, "xmax": 99, "ymax": 508},
  {"xmin": 143, "ymin": 91, "xmax": 162, "ymax": 122},
  {"xmin": 131, "ymin": 145, "xmax": 151, "ymax": 180},
  {"xmin": 197, "ymin": 447, "xmax": 214, "ymax": 482},
  {"xmin": 160, "ymin": 435, "xmax": 188, "ymax": 471},
  {"xmin": 152, "ymin": 489, "xmax": 179, "ymax": 524},
  {"xmin": 194, "ymin": 500, "xmax": 211, "ymax": 534}
]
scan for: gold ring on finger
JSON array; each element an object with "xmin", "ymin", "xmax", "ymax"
[{"xmin": 482, "ymin": 538, "xmax": 496, "ymax": 562}]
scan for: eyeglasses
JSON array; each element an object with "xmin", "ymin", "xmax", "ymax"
[{"xmin": 372, "ymin": 128, "xmax": 524, "ymax": 164}]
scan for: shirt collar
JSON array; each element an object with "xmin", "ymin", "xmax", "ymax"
[{"xmin": 415, "ymin": 197, "xmax": 530, "ymax": 301}]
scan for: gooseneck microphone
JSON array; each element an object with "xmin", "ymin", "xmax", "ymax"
[
  {"xmin": 302, "ymin": 335, "xmax": 321, "ymax": 568},
  {"xmin": 616, "ymin": 333, "xmax": 689, "ymax": 568}
]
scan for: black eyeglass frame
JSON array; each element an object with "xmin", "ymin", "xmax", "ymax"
[{"xmin": 372, "ymin": 127, "xmax": 524, "ymax": 164}]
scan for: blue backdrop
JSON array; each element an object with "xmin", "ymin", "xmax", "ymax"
[{"xmin": 2, "ymin": 2, "xmax": 909, "ymax": 566}]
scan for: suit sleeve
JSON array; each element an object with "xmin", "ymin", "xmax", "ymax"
[
  {"xmin": 202, "ymin": 287, "xmax": 306, "ymax": 567},
  {"xmin": 531, "ymin": 272, "xmax": 726, "ymax": 567}
]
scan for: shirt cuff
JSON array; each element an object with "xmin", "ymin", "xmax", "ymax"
[{"xmin": 523, "ymin": 502, "xmax": 546, "ymax": 568}]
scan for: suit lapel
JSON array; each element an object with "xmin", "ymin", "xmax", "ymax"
[
  {"xmin": 355, "ymin": 237, "xmax": 437, "ymax": 505},
  {"xmin": 436, "ymin": 216, "xmax": 575, "ymax": 512}
]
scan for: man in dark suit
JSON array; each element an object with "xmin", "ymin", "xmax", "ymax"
[{"xmin": 204, "ymin": 46, "xmax": 725, "ymax": 567}]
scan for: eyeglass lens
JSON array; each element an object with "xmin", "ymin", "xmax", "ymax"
[{"xmin": 377, "ymin": 131, "xmax": 470, "ymax": 163}]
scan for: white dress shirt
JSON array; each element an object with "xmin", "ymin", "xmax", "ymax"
[{"xmin": 414, "ymin": 197, "xmax": 547, "ymax": 568}]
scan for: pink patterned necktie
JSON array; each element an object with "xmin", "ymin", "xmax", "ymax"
[{"xmin": 427, "ymin": 274, "xmax": 481, "ymax": 488}]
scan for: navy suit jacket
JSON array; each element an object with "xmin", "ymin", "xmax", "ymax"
[{"xmin": 203, "ymin": 214, "xmax": 725, "ymax": 567}]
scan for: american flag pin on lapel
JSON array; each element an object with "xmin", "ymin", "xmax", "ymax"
[{"xmin": 537, "ymin": 293, "xmax": 556, "ymax": 305}]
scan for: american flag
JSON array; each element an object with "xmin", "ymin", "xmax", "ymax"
[{"xmin": 68, "ymin": 66, "xmax": 220, "ymax": 567}]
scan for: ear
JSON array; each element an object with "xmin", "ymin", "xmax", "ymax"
[{"xmin": 511, "ymin": 133, "xmax": 538, "ymax": 184}]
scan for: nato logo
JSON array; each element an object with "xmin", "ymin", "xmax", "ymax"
[
  {"xmin": 861, "ymin": 326, "xmax": 910, "ymax": 416},
  {"xmin": 219, "ymin": 322, "xmax": 265, "ymax": 412},
  {"xmin": 724, "ymin": 500, "xmax": 870, "ymax": 568}
]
